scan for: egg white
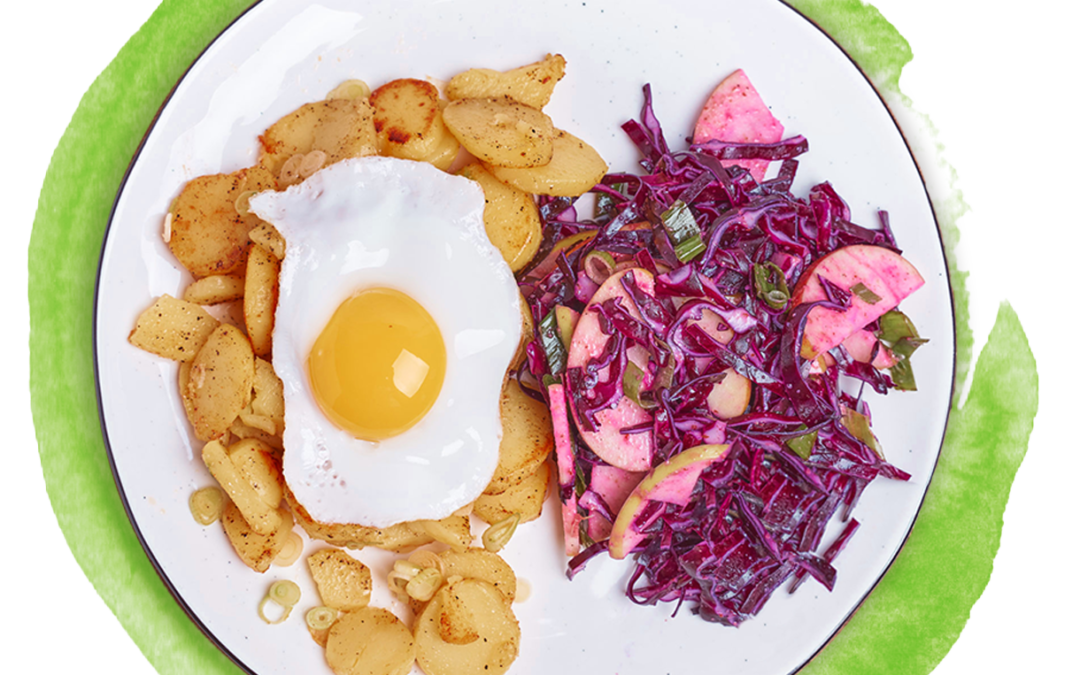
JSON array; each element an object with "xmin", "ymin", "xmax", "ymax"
[{"xmin": 249, "ymin": 156, "xmax": 521, "ymax": 528}]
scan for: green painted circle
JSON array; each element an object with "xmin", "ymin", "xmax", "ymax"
[{"xmin": 28, "ymin": 1, "xmax": 1034, "ymax": 674}]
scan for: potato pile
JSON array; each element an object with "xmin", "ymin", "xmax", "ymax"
[{"xmin": 127, "ymin": 53, "xmax": 600, "ymax": 675}]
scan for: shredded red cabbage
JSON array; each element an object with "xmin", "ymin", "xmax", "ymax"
[{"xmin": 519, "ymin": 85, "xmax": 917, "ymax": 626}]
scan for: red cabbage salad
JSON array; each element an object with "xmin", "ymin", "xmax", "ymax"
[{"xmin": 517, "ymin": 72, "xmax": 928, "ymax": 626}]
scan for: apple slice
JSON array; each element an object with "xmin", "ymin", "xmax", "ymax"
[
  {"xmin": 609, "ymin": 444, "xmax": 729, "ymax": 559},
  {"xmin": 706, "ymin": 368, "xmax": 752, "ymax": 419},
  {"xmin": 692, "ymin": 69, "xmax": 784, "ymax": 182},
  {"xmin": 842, "ymin": 329, "xmax": 898, "ymax": 369},
  {"xmin": 547, "ymin": 383, "xmax": 581, "ymax": 557},
  {"xmin": 791, "ymin": 245, "xmax": 924, "ymax": 359},
  {"xmin": 567, "ymin": 268, "xmax": 657, "ymax": 471},
  {"xmin": 584, "ymin": 464, "xmax": 648, "ymax": 541}
]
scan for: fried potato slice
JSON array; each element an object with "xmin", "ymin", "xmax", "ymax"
[
  {"xmin": 307, "ymin": 549, "xmax": 373, "ymax": 612},
  {"xmin": 203, "ymin": 439, "xmax": 281, "ymax": 535},
  {"xmin": 443, "ymin": 97, "xmax": 554, "ymax": 168},
  {"xmin": 251, "ymin": 357, "xmax": 285, "ymax": 434},
  {"xmin": 371, "ymin": 78, "xmax": 457, "ymax": 162},
  {"xmin": 419, "ymin": 123, "xmax": 463, "ymax": 171},
  {"xmin": 511, "ymin": 292, "xmax": 534, "ymax": 370},
  {"xmin": 486, "ymin": 129, "xmax": 607, "ymax": 196},
  {"xmin": 440, "ymin": 549, "xmax": 517, "ymax": 604},
  {"xmin": 243, "ymin": 243, "xmax": 280, "ymax": 357},
  {"xmin": 228, "ymin": 438, "xmax": 283, "ymax": 509},
  {"xmin": 248, "ymin": 222, "xmax": 286, "ymax": 260},
  {"xmin": 187, "ymin": 324, "xmax": 255, "ymax": 441},
  {"xmin": 408, "ymin": 547, "xmax": 518, "ymax": 617},
  {"xmin": 258, "ymin": 98, "xmax": 378, "ymax": 178},
  {"xmin": 182, "ymin": 274, "xmax": 245, "ymax": 305},
  {"xmin": 457, "ymin": 163, "xmax": 541, "ymax": 272},
  {"xmin": 418, "ymin": 517, "xmax": 473, "ymax": 553},
  {"xmin": 447, "ymin": 54, "xmax": 566, "ymax": 110},
  {"xmin": 220, "ymin": 499, "xmax": 294, "ymax": 573},
  {"xmin": 484, "ymin": 378, "xmax": 554, "ymax": 495},
  {"xmin": 326, "ymin": 607, "xmax": 415, "ymax": 675},
  {"xmin": 129, "ymin": 294, "xmax": 219, "ymax": 362},
  {"xmin": 229, "ymin": 419, "xmax": 283, "ymax": 450},
  {"xmin": 439, "ymin": 587, "xmax": 480, "ymax": 645},
  {"xmin": 285, "ymin": 489, "xmax": 469, "ymax": 553},
  {"xmin": 474, "ymin": 463, "xmax": 549, "ymax": 525},
  {"xmin": 415, "ymin": 579, "xmax": 520, "ymax": 675},
  {"xmin": 168, "ymin": 166, "xmax": 276, "ymax": 277}
]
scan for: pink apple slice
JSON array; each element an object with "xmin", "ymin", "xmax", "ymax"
[
  {"xmin": 693, "ymin": 69, "xmax": 785, "ymax": 182},
  {"xmin": 567, "ymin": 268, "xmax": 656, "ymax": 471},
  {"xmin": 609, "ymin": 444, "xmax": 729, "ymax": 560},
  {"xmin": 547, "ymin": 383, "xmax": 581, "ymax": 556},
  {"xmin": 584, "ymin": 464, "xmax": 648, "ymax": 541},
  {"xmin": 791, "ymin": 245, "xmax": 924, "ymax": 359}
]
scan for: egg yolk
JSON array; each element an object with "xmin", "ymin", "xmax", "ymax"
[{"xmin": 308, "ymin": 288, "xmax": 446, "ymax": 441}]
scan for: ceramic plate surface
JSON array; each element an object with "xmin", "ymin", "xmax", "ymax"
[{"xmin": 94, "ymin": 1, "xmax": 955, "ymax": 674}]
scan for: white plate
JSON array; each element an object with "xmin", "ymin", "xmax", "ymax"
[{"xmin": 94, "ymin": 1, "xmax": 955, "ymax": 674}]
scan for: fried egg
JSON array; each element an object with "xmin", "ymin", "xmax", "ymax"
[{"xmin": 249, "ymin": 156, "xmax": 521, "ymax": 528}]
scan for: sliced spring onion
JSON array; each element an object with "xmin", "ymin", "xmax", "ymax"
[
  {"xmin": 279, "ymin": 153, "xmax": 304, "ymax": 186},
  {"xmin": 850, "ymin": 282, "xmax": 882, "ymax": 304},
  {"xmin": 660, "ymin": 200, "xmax": 706, "ymax": 262},
  {"xmin": 405, "ymin": 567, "xmax": 443, "ymax": 602},
  {"xmin": 298, "ymin": 150, "xmax": 328, "ymax": 179},
  {"xmin": 258, "ymin": 596, "xmax": 293, "ymax": 625},
  {"xmin": 269, "ymin": 580, "xmax": 302, "ymax": 607},
  {"xmin": 752, "ymin": 262, "xmax": 790, "ymax": 310},
  {"xmin": 234, "ymin": 190, "xmax": 257, "ymax": 217},
  {"xmin": 189, "ymin": 486, "xmax": 226, "ymax": 526},
  {"xmin": 482, "ymin": 513, "xmax": 521, "ymax": 553},
  {"xmin": 539, "ymin": 309, "xmax": 568, "ymax": 375},
  {"xmin": 393, "ymin": 560, "xmax": 423, "ymax": 578},
  {"xmin": 325, "ymin": 79, "xmax": 371, "ymax": 101},
  {"xmin": 273, "ymin": 532, "xmax": 304, "ymax": 567},
  {"xmin": 583, "ymin": 250, "xmax": 617, "ymax": 284},
  {"xmin": 306, "ymin": 606, "xmax": 338, "ymax": 631},
  {"xmin": 259, "ymin": 581, "xmax": 300, "ymax": 626},
  {"xmin": 387, "ymin": 561, "xmax": 421, "ymax": 602}
]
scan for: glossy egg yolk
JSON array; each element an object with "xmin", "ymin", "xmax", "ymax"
[{"xmin": 308, "ymin": 287, "xmax": 446, "ymax": 441}]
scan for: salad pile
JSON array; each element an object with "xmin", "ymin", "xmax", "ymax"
[{"xmin": 518, "ymin": 75, "xmax": 926, "ymax": 626}]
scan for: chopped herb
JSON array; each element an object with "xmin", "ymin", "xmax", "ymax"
[
  {"xmin": 890, "ymin": 357, "xmax": 917, "ymax": 391},
  {"xmin": 752, "ymin": 262, "xmax": 790, "ymax": 310},
  {"xmin": 878, "ymin": 309, "xmax": 919, "ymax": 343},
  {"xmin": 850, "ymin": 282, "xmax": 882, "ymax": 304},
  {"xmin": 539, "ymin": 309, "xmax": 568, "ymax": 375},
  {"xmin": 874, "ymin": 310, "xmax": 926, "ymax": 391},
  {"xmin": 660, "ymin": 200, "xmax": 706, "ymax": 262}
]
